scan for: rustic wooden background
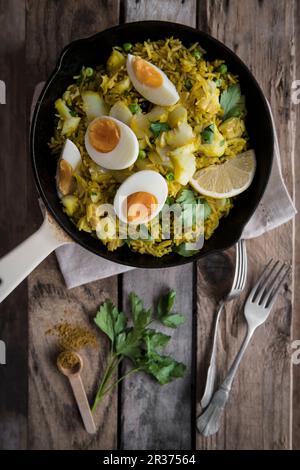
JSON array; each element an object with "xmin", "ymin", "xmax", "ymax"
[{"xmin": 0, "ymin": 0, "xmax": 299, "ymax": 450}]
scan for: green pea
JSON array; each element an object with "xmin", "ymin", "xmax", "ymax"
[
  {"xmin": 129, "ymin": 103, "xmax": 141, "ymax": 114},
  {"xmin": 166, "ymin": 172, "xmax": 175, "ymax": 182},
  {"xmin": 138, "ymin": 149, "xmax": 146, "ymax": 160},
  {"xmin": 192, "ymin": 50, "xmax": 202, "ymax": 60},
  {"xmin": 184, "ymin": 79, "xmax": 193, "ymax": 91},
  {"xmin": 85, "ymin": 67, "xmax": 94, "ymax": 77},
  {"xmin": 123, "ymin": 43, "xmax": 133, "ymax": 52},
  {"xmin": 218, "ymin": 64, "xmax": 228, "ymax": 74}
]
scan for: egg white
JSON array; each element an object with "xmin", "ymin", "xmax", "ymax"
[
  {"xmin": 114, "ymin": 170, "xmax": 168, "ymax": 225},
  {"xmin": 126, "ymin": 54, "xmax": 179, "ymax": 106},
  {"xmin": 85, "ymin": 116, "xmax": 139, "ymax": 170},
  {"xmin": 56, "ymin": 139, "xmax": 81, "ymax": 198}
]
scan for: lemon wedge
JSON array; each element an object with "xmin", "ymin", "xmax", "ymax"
[{"xmin": 190, "ymin": 150, "xmax": 256, "ymax": 198}]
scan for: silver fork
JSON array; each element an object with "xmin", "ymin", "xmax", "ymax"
[
  {"xmin": 201, "ymin": 239, "xmax": 247, "ymax": 408},
  {"xmin": 197, "ymin": 259, "xmax": 291, "ymax": 437}
]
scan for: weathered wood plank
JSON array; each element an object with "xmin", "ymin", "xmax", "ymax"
[
  {"xmin": 120, "ymin": 0, "xmax": 197, "ymax": 451},
  {"xmin": 292, "ymin": 0, "xmax": 300, "ymax": 450},
  {"xmin": 0, "ymin": 0, "xmax": 27, "ymax": 450},
  {"xmin": 196, "ymin": 0, "xmax": 295, "ymax": 450},
  {"xmin": 28, "ymin": 255, "xmax": 118, "ymax": 449},
  {"xmin": 120, "ymin": 266, "xmax": 194, "ymax": 450},
  {"xmin": 26, "ymin": 0, "xmax": 120, "ymax": 449}
]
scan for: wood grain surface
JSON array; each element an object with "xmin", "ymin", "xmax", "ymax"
[
  {"xmin": 293, "ymin": 0, "xmax": 300, "ymax": 450},
  {"xmin": 196, "ymin": 0, "xmax": 297, "ymax": 450},
  {"xmin": 0, "ymin": 0, "xmax": 299, "ymax": 451},
  {"xmin": 0, "ymin": 0, "xmax": 27, "ymax": 450},
  {"xmin": 120, "ymin": 0, "xmax": 197, "ymax": 451},
  {"xmin": 26, "ymin": 0, "xmax": 120, "ymax": 450}
]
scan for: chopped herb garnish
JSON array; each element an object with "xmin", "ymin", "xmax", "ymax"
[
  {"xmin": 220, "ymin": 84, "xmax": 246, "ymax": 121},
  {"xmin": 129, "ymin": 103, "xmax": 141, "ymax": 114},
  {"xmin": 176, "ymin": 189, "xmax": 202, "ymax": 227},
  {"xmin": 214, "ymin": 78, "xmax": 222, "ymax": 87},
  {"xmin": 176, "ymin": 189, "xmax": 196, "ymax": 205},
  {"xmin": 192, "ymin": 50, "xmax": 202, "ymax": 60},
  {"xmin": 150, "ymin": 121, "xmax": 171, "ymax": 138},
  {"xmin": 217, "ymin": 64, "xmax": 228, "ymax": 74},
  {"xmin": 69, "ymin": 108, "xmax": 78, "ymax": 117},
  {"xmin": 201, "ymin": 124, "xmax": 215, "ymax": 144},
  {"xmin": 166, "ymin": 172, "xmax": 175, "ymax": 182},
  {"xmin": 165, "ymin": 196, "xmax": 175, "ymax": 206}
]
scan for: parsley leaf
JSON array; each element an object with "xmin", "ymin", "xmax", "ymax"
[
  {"xmin": 161, "ymin": 314, "xmax": 185, "ymax": 328},
  {"xmin": 144, "ymin": 329, "xmax": 171, "ymax": 352},
  {"xmin": 115, "ymin": 330, "xmax": 141, "ymax": 360},
  {"xmin": 139, "ymin": 352, "xmax": 186, "ymax": 385},
  {"xmin": 176, "ymin": 189, "xmax": 202, "ymax": 227},
  {"xmin": 158, "ymin": 289, "xmax": 176, "ymax": 317},
  {"xmin": 150, "ymin": 121, "xmax": 171, "ymax": 138},
  {"xmin": 176, "ymin": 189, "xmax": 196, "ymax": 205},
  {"xmin": 220, "ymin": 84, "xmax": 246, "ymax": 121},
  {"xmin": 92, "ymin": 291, "xmax": 186, "ymax": 411},
  {"xmin": 157, "ymin": 290, "xmax": 185, "ymax": 328},
  {"xmin": 201, "ymin": 124, "xmax": 215, "ymax": 143},
  {"xmin": 129, "ymin": 292, "xmax": 152, "ymax": 331},
  {"xmin": 94, "ymin": 300, "xmax": 126, "ymax": 345}
]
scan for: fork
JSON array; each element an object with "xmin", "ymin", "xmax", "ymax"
[
  {"xmin": 201, "ymin": 239, "xmax": 247, "ymax": 408},
  {"xmin": 197, "ymin": 259, "xmax": 291, "ymax": 437}
]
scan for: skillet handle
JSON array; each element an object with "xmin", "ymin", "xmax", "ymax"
[{"xmin": 0, "ymin": 213, "xmax": 72, "ymax": 303}]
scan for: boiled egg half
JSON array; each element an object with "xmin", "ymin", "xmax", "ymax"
[
  {"xmin": 126, "ymin": 54, "xmax": 179, "ymax": 106},
  {"xmin": 85, "ymin": 116, "xmax": 139, "ymax": 170},
  {"xmin": 56, "ymin": 139, "xmax": 81, "ymax": 198},
  {"xmin": 114, "ymin": 170, "xmax": 168, "ymax": 225}
]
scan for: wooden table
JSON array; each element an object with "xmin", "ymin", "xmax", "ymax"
[{"xmin": 0, "ymin": 0, "xmax": 299, "ymax": 450}]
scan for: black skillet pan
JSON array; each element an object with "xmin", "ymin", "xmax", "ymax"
[{"xmin": 0, "ymin": 21, "xmax": 274, "ymax": 302}]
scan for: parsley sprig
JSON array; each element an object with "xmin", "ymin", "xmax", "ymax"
[
  {"xmin": 174, "ymin": 189, "xmax": 212, "ymax": 257},
  {"xmin": 150, "ymin": 121, "xmax": 171, "ymax": 138},
  {"xmin": 92, "ymin": 291, "xmax": 186, "ymax": 411},
  {"xmin": 220, "ymin": 84, "xmax": 246, "ymax": 121}
]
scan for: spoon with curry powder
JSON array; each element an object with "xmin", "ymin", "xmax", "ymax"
[{"xmin": 57, "ymin": 351, "xmax": 96, "ymax": 434}]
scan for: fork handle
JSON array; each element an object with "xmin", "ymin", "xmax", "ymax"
[
  {"xmin": 197, "ymin": 328, "xmax": 254, "ymax": 437},
  {"xmin": 222, "ymin": 328, "xmax": 254, "ymax": 391},
  {"xmin": 200, "ymin": 301, "xmax": 225, "ymax": 408}
]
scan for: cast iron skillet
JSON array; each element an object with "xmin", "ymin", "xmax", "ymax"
[{"xmin": 31, "ymin": 21, "xmax": 274, "ymax": 269}]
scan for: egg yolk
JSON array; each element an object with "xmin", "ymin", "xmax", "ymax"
[
  {"xmin": 89, "ymin": 118, "xmax": 120, "ymax": 153},
  {"xmin": 57, "ymin": 159, "xmax": 74, "ymax": 195},
  {"xmin": 126, "ymin": 191, "xmax": 158, "ymax": 223},
  {"xmin": 133, "ymin": 57, "xmax": 163, "ymax": 88}
]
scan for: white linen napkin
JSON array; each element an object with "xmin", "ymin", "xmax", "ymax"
[{"xmin": 31, "ymin": 84, "xmax": 296, "ymax": 288}]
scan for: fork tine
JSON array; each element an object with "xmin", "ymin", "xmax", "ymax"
[
  {"xmin": 256, "ymin": 261, "xmax": 282, "ymax": 305},
  {"xmin": 232, "ymin": 240, "xmax": 241, "ymax": 289},
  {"xmin": 237, "ymin": 239, "xmax": 247, "ymax": 290},
  {"xmin": 249, "ymin": 259, "xmax": 274, "ymax": 302},
  {"xmin": 265, "ymin": 264, "xmax": 291, "ymax": 309}
]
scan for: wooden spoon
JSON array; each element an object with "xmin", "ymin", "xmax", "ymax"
[{"xmin": 57, "ymin": 351, "xmax": 96, "ymax": 434}]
